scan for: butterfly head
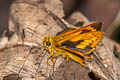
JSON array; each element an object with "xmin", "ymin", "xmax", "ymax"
[{"xmin": 43, "ymin": 36, "xmax": 53, "ymax": 49}]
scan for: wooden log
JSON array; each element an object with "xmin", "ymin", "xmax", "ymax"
[{"xmin": 0, "ymin": 0, "xmax": 120, "ymax": 80}]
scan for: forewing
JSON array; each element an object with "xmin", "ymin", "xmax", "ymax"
[
  {"xmin": 58, "ymin": 31, "xmax": 103, "ymax": 56},
  {"xmin": 53, "ymin": 22, "xmax": 102, "ymax": 44},
  {"xmin": 56, "ymin": 22, "xmax": 102, "ymax": 37}
]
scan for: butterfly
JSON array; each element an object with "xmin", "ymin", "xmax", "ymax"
[{"xmin": 43, "ymin": 22, "xmax": 103, "ymax": 68}]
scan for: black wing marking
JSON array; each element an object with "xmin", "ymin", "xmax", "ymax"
[{"xmin": 61, "ymin": 40, "xmax": 93, "ymax": 53}]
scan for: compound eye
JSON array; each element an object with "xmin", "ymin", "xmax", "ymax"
[{"xmin": 46, "ymin": 41, "xmax": 51, "ymax": 46}]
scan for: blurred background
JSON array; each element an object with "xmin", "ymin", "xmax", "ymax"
[{"xmin": 0, "ymin": 0, "xmax": 120, "ymax": 43}]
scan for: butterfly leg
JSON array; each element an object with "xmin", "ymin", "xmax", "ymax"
[
  {"xmin": 62, "ymin": 53, "xmax": 71, "ymax": 63},
  {"xmin": 46, "ymin": 51, "xmax": 54, "ymax": 72},
  {"xmin": 46, "ymin": 57, "xmax": 55, "ymax": 72},
  {"xmin": 50, "ymin": 57, "xmax": 56, "ymax": 72},
  {"xmin": 66, "ymin": 56, "xmax": 70, "ymax": 63},
  {"xmin": 46, "ymin": 49, "xmax": 58, "ymax": 72},
  {"xmin": 66, "ymin": 56, "xmax": 71, "ymax": 71},
  {"xmin": 85, "ymin": 48, "xmax": 95, "ymax": 59},
  {"xmin": 51, "ymin": 58, "xmax": 55, "ymax": 64},
  {"xmin": 46, "ymin": 57, "xmax": 50, "ymax": 72}
]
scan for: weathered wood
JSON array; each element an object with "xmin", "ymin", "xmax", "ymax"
[{"xmin": 0, "ymin": 0, "xmax": 120, "ymax": 80}]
